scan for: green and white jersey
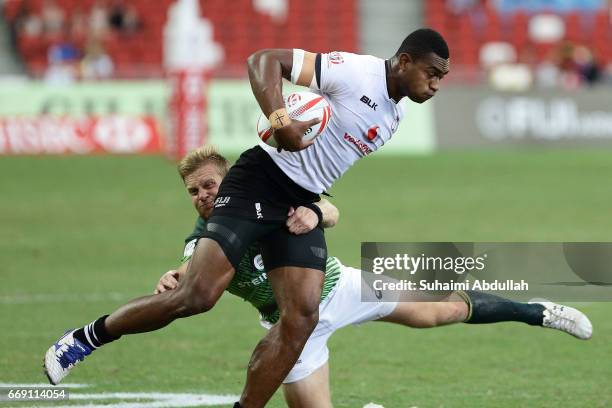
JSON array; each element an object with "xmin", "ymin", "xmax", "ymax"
[{"xmin": 182, "ymin": 217, "xmax": 342, "ymax": 324}]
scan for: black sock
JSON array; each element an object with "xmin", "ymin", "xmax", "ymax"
[
  {"xmin": 463, "ymin": 291, "xmax": 545, "ymax": 326},
  {"xmin": 73, "ymin": 315, "xmax": 120, "ymax": 349}
]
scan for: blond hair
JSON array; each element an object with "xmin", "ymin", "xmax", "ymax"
[{"xmin": 177, "ymin": 145, "xmax": 230, "ymax": 181}]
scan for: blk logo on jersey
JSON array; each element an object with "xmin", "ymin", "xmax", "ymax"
[
  {"xmin": 360, "ymin": 95, "xmax": 378, "ymax": 111},
  {"xmin": 214, "ymin": 196, "xmax": 231, "ymax": 207}
]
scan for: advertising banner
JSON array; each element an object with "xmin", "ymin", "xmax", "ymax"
[
  {"xmin": 0, "ymin": 81, "xmax": 167, "ymax": 117},
  {"xmin": 434, "ymin": 86, "xmax": 612, "ymax": 148},
  {"xmin": 0, "ymin": 81, "xmax": 167, "ymax": 155},
  {"xmin": 0, "ymin": 80, "xmax": 435, "ymax": 156},
  {"xmin": 0, "ymin": 116, "xmax": 162, "ymax": 154}
]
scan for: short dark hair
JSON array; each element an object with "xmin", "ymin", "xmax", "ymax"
[{"xmin": 396, "ymin": 28, "xmax": 449, "ymax": 60}]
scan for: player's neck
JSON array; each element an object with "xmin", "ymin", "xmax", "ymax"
[{"xmin": 385, "ymin": 58, "xmax": 402, "ymax": 104}]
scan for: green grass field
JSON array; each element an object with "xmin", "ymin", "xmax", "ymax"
[{"xmin": 1, "ymin": 150, "xmax": 611, "ymax": 407}]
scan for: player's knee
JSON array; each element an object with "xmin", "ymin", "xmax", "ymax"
[
  {"xmin": 447, "ymin": 301, "xmax": 469, "ymax": 323},
  {"xmin": 408, "ymin": 315, "xmax": 437, "ymax": 329},
  {"xmin": 172, "ymin": 286, "xmax": 219, "ymax": 317},
  {"xmin": 280, "ymin": 308, "xmax": 319, "ymax": 341},
  {"xmin": 284, "ymin": 297, "xmax": 320, "ymax": 328},
  {"xmin": 421, "ymin": 302, "xmax": 467, "ymax": 328},
  {"xmin": 185, "ymin": 293, "xmax": 217, "ymax": 315}
]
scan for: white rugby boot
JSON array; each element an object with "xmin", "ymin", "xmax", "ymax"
[
  {"xmin": 44, "ymin": 330, "xmax": 94, "ymax": 385},
  {"xmin": 529, "ymin": 301, "xmax": 593, "ymax": 340}
]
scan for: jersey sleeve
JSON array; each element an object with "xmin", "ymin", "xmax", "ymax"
[
  {"xmin": 181, "ymin": 216, "xmax": 206, "ymax": 262},
  {"xmin": 290, "ymin": 49, "xmax": 357, "ymax": 97}
]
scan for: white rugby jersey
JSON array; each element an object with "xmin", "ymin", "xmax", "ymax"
[{"xmin": 259, "ymin": 50, "xmax": 405, "ymax": 194}]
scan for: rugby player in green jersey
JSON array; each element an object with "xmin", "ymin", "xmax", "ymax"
[{"xmin": 152, "ymin": 146, "xmax": 593, "ymax": 408}]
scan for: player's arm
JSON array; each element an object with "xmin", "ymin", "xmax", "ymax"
[
  {"xmin": 286, "ymin": 198, "xmax": 339, "ymax": 234},
  {"xmin": 316, "ymin": 198, "xmax": 339, "ymax": 228},
  {"xmin": 247, "ymin": 49, "xmax": 321, "ymax": 152}
]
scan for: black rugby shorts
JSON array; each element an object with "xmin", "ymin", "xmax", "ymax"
[
  {"xmin": 202, "ymin": 146, "xmax": 327, "ymax": 272},
  {"xmin": 203, "ymin": 215, "xmax": 327, "ymax": 272}
]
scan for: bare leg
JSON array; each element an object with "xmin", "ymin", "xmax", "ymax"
[
  {"xmin": 105, "ymin": 238, "xmax": 235, "ymax": 336},
  {"xmin": 283, "ymin": 363, "xmax": 332, "ymax": 408},
  {"xmin": 378, "ymin": 292, "xmax": 468, "ymax": 328},
  {"xmin": 240, "ymin": 266, "xmax": 324, "ymax": 408}
]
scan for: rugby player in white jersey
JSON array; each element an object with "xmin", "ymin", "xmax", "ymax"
[
  {"xmin": 151, "ymin": 146, "xmax": 590, "ymax": 407},
  {"xmin": 46, "ymin": 29, "xmax": 575, "ymax": 408}
]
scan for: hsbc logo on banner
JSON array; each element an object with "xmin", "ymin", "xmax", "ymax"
[
  {"xmin": 0, "ymin": 116, "xmax": 162, "ymax": 155},
  {"xmin": 94, "ymin": 116, "xmax": 153, "ymax": 153},
  {"xmin": 0, "ymin": 117, "xmax": 92, "ymax": 154}
]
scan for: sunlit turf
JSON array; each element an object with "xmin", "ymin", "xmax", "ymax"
[{"xmin": 2, "ymin": 150, "xmax": 611, "ymax": 407}]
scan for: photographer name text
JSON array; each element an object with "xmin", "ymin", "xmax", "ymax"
[{"xmin": 372, "ymin": 279, "xmax": 529, "ymax": 292}]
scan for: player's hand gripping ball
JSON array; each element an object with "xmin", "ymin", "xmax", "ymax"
[{"xmin": 257, "ymin": 91, "xmax": 332, "ymax": 148}]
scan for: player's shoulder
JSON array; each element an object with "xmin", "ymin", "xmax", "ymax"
[
  {"xmin": 318, "ymin": 52, "xmax": 385, "ymax": 94},
  {"xmin": 184, "ymin": 216, "xmax": 206, "ymax": 244},
  {"xmin": 193, "ymin": 216, "xmax": 206, "ymax": 232},
  {"xmin": 321, "ymin": 51, "xmax": 383, "ymax": 72}
]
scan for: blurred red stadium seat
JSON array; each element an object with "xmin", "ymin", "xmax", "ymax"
[
  {"xmin": 4, "ymin": 0, "xmax": 357, "ymax": 78},
  {"xmin": 422, "ymin": 0, "xmax": 612, "ymax": 75}
]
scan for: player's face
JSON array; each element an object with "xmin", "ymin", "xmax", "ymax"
[
  {"xmin": 184, "ymin": 163, "xmax": 224, "ymax": 219},
  {"xmin": 400, "ymin": 52, "xmax": 449, "ymax": 104}
]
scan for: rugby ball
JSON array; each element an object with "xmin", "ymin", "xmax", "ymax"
[{"xmin": 256, "ymin": 91, "xmax": 332, "ymax": 147}]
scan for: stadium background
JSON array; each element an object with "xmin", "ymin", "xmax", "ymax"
[{"xmin": 1, "ymin": 0, "xmax": 611, "ymax": 406}]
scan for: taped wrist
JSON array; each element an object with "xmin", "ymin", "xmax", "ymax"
[{"xmin": 268, "ymin": 108, "xmax": 290, "ymax": 129}]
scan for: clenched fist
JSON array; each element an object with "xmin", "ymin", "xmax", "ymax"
[{"xmin": 154, "ymin": 270, "xmax": 180, "ymax": 294}]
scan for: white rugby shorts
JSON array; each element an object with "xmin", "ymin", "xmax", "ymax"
[{"xmin": 260, "ymin": 263, "xmax": 398, "ymax": 384}]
